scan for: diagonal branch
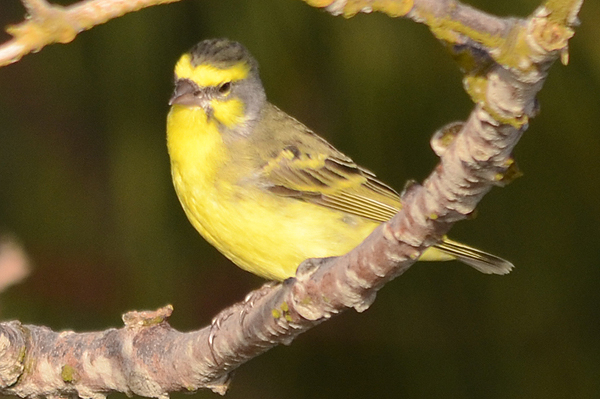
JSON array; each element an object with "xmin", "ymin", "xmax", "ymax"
[{"xmin": 0, "ymin": 0, "xmax": 183, "ymax": 67}]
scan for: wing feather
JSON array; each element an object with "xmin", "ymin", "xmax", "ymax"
[{"xmin": 262, "ymin": 146, "xmax": 402, "ymax": 223}]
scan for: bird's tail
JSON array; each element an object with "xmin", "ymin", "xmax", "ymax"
[{"xmin": 432, "ymin": 237, "xmax": 514, "ymax": 275}]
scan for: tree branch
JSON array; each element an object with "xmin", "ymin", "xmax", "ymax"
[
  {"xmin": 0, "ymin": 0, "xmax": 583, "ymax": 397},
  {"xmin": 0, "ymin": 0, "xmax": 183, "ymax": 67}
]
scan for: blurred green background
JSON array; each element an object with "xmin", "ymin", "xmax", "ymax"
[{"xmin": 1, "ymin": 0, "xmax": 599, "ymax": 398}]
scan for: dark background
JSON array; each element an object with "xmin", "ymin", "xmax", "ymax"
[{"xmin": 1, "ymin": 0, "xmax": 599, "ymax": 398}]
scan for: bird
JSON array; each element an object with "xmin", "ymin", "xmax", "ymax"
[{"xmin": 166, "ymin": 38, "xmax": 513, "ymax": 281}]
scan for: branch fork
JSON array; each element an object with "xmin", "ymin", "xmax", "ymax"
[{"xmin": 0, "ymin": 0, "xmax": 583, "ymax": 397}]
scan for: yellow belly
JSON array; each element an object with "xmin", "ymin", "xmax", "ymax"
[{"xmin": 179, "ymin": 180, "xmax": 380, "ymax": 280}]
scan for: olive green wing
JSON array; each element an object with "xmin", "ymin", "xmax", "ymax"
[
  {"xmin": 253, "ymin": 105, "xmax": 512, "ymax": 275},
  {"xmin": 259, "ymin": 142, "xmax": 513, "ymax": 276},
  {"xmin": 261, "ymin": 144, "xmax": 401, "ymax": 223}
]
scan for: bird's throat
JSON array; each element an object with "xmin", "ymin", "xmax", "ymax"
[{"xmin": 167, "ymin": 105, "xmax": 228, "ymax": 189}]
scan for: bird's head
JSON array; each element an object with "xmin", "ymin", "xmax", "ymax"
[{"xmin": 169, "ymin": 39, "xmax": 266, "ymax": 134}]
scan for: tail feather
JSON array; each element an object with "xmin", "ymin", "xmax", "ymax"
[{"xmin": 434, "ymin": 237, "xmax": 514, "ymax": 275}]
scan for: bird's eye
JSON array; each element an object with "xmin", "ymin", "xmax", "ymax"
[{"xmin": 218, "ymin": 82, "xmax": 232, "ymax": 95}]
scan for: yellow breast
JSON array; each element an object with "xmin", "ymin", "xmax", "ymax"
[{"xmin": 167, "ymin": 105, "xmax": 230, "ymax": 249}]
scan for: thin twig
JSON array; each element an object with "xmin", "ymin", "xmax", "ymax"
[{"xmin": 0, "ymin": 0, "xmax": 183, "ymax": 67}]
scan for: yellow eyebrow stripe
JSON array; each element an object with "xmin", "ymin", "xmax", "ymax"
[{"xmin": 175, "ymin": 54, "xmax": 250, "ymax": 87}]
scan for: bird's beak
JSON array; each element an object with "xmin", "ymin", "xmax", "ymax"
[{"xmin": 169, "ymin": 79, "xmax": 204, "ymax": 107}]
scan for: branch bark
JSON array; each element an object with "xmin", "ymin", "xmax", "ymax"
[
  {"xmin": 0, "ymin": 0, "xmax": 183, "ymax": 67},
  {"xmin": 0, "ymin": 0, "xmax": 583, "ymax": 397}
]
